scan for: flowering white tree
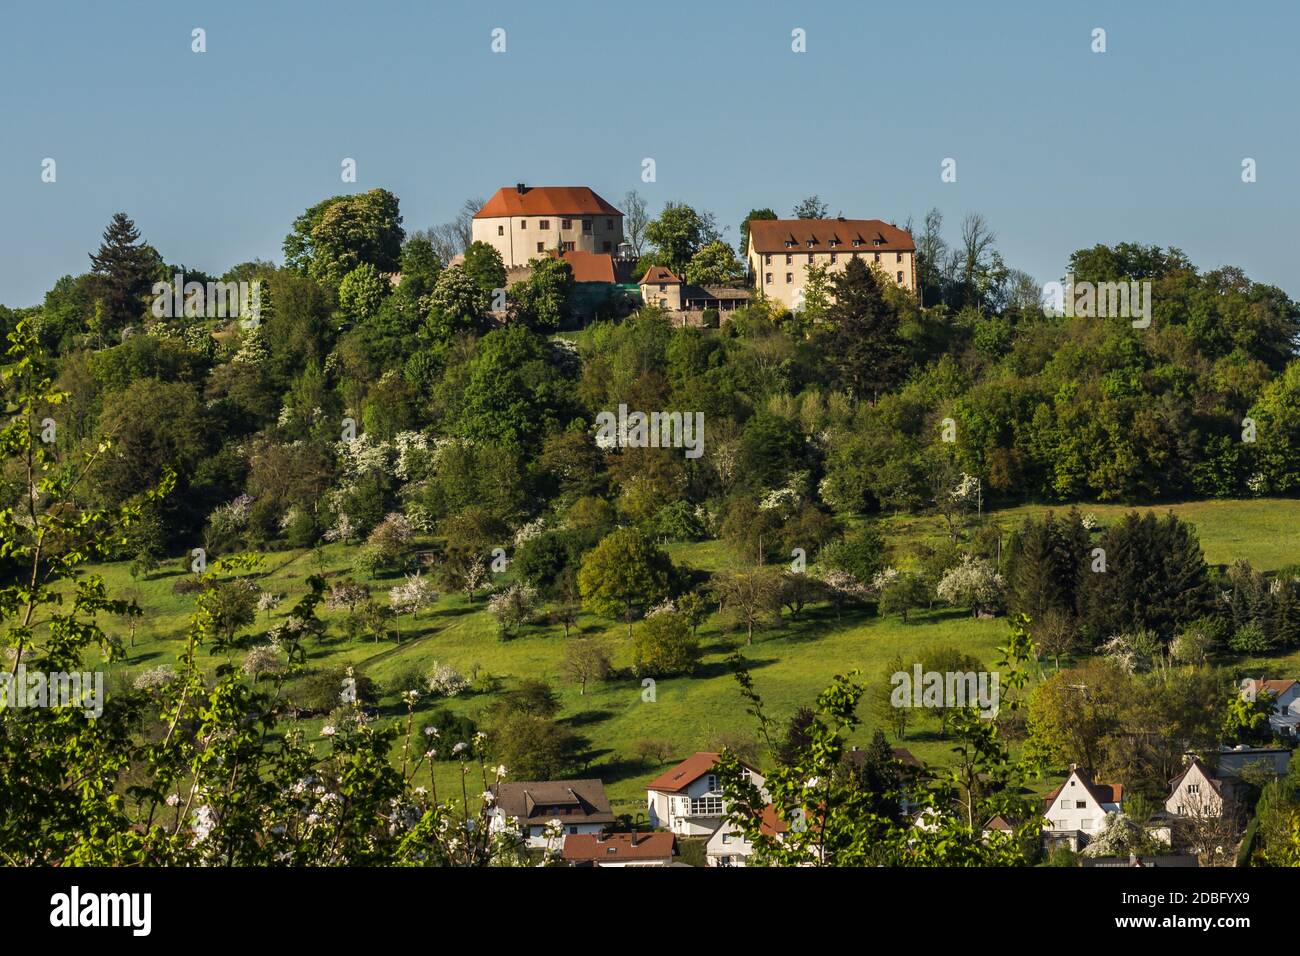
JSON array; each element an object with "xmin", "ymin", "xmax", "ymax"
[
  {"xmin": 936, "ymin": 555, "xmax": 1004, "ymax": 617},
  {"xmin": 389, "ymin": 574, "xmax": 438, "ymax": 642},
  {"xmin": 257, "ymin": 591, "xmax": 283, "ymax": 621},
  {"xmin": 427, "ymin": 662, "xmax": 470, "ymax": 698},
  {"xmin": 324, "ymin": 512, "xmax": 357, "ymax": 545},
  {"xmin": 242, "ymin": 645, "xmax": 282, "ymax": 682},
  {"xmin": 486, "ymin": 583, "xmax": 538, "ymax": 640}
]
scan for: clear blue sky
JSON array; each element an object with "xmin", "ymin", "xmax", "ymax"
[{"xmin": 2, "ymin": 0, "xmax": 1297, "ymax": 307}]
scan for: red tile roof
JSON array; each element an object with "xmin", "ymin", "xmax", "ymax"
[
  {"xmin": 475, "ymin": 185, "xmax": 622, "ymax": 219},
  {"xmin": 640, "ymin": 265, "xmax": 682, "ymax": 285},
  {"xmin": 556, "ymin": 250, "xmax": 615, "ymax": 284},
  {"xmin": 646, "ymin": 752, "xmax": 723, "ymax": 793},
  {"xmin": 1248, "ymin": 678, "xmax": 1298, "ymax": 697},
  {"xmin": 747, "ymin": 218, "xmax": 915, "ymax": 254},
  {"xmin": 562, "ymin": 832, "xmax": 674, "ymax": 863}
]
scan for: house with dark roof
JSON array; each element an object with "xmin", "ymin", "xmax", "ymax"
[
  {"xmin": 562, "ymin": 831, "xmax": 675, "ymax": 867},
  {"xmin": 745, "ymin": 217, "xmax": 917, "ymax": 312},
  {"xmin": 1041, "ymin": 765, "xmax": 1124, "ymax": 852},
  {"xmin": 471, "ymin": 184, "xmax": 624, "ymax": 267},
  {"xmin": 488, "ymin": 778, "xmax": 615, "ymax": 848},
  {"xmin": 645, "ymin": 752, "xmax": 765, "ymax": 838}
]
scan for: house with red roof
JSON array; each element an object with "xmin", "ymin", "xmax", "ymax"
[
  {"xmin": 645, "ymin": 751, "xmax": 765, "ymax": 838},
  {"xmin": 1242, "ymin": 677, "xmax": 1300, "ymax": 739},
  {"xmin": 562, "ymin": 831, "xmax": 675, "ymax": 867},
  {"xmin": 471, "ymin": 184, "xmax": 624, "ymax": 267}
]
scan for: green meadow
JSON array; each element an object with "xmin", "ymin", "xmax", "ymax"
[{"xmin": 81, "ymin": 497, "xmax": 1300, "ymax": 814}]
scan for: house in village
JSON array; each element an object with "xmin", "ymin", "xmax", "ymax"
[
  {"xmin": 562, "ymin": 831, "xmax": 676, "ymax": 867},
  {"xmin": 1164, "ymin": 757, "xmax": 1229, "ymax": 819},
  {"xmin": 1242, "ymin": 677, "xmax": 1300, "ymax": 739},
  {"xmin": 488, "ymin": 778, "xmax": 615, "ymax": 848},
  {"xmin": 646, "ymin": 751, "xmax": 765, "ymax": 837},
  {"xmin": 1215, "ymin": 744, "xmax": 1292, "ymax": 779},
  {"xmin": 471, "ymin": 184, "xmax": 624, "ymax": 267},
  {"xmin": 745, "ymin": 217, "xmax": 917, "ymax": 312},
  {"xmin": 637, "ymin": 265, "xmax": 750, "ymax": 325},
  {"xmin": 1041, "ymin": 765, "xmax": 1124, "ymax": 852}
]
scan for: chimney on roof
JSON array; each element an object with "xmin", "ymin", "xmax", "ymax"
[
  {"xmin": 596, "ymin": 831, "xmax": 606, "ymax": 843},
  {"xmin": 630, "ymin": 832, "xmax": 640, "ymax": 847},
  {"xmin": 516, "ymin": 182, "xmax": 526, "ymax": 194},
  {"xmin": 1069, "ymin": 763, "xmax": 1077, "ymax": 771}
]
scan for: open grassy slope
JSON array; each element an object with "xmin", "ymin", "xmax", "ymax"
[{"xmin": 81, "ymin": 497, "xmax": 1300, "ymax": 813}]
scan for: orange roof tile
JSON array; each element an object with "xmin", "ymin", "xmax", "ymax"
[
  {"xmin": 562, "ymin": 832, "xmax": 674, "ymax": 862},
  {"xmin": 475, "ymin": 185, "xmax": 622, "ymax": 219},
  {"xmin": 747, "ymin": 218, "xmax": 914, "ymax": 254},
  {"xmin": 640, "ymin": 265, "xmax": 681, "ymax": 285}
]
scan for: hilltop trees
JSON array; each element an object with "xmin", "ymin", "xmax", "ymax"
[
  {"xmin": 88, "ymin": 212, "xmax": 159, "ymax": 336},
  {"xmin": 645, "ymin": 202, "xmax": 720, "ymax": 275},
  {"xmin": 283, "ymin": 188, "xmax": 404, "ymax": 286},
  {"xmin": 825, "ymin": 258, "xmax": 907, "ymax": 403}
]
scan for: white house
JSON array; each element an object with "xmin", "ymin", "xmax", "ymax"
[
  {"xmin": 1165, "ymin": 758, "xmax": 1227, "ymax": 819},
  {"xmin": 645, "ymin": 752, "xmax": 765, "ymax": 837},
  {"xmin": 705, "ymin": 817, "xmax": 755, "ymax": 867},
  {"xmin": 1041, "ymin": 765, "xmax": 1124, "ymax": 852},
  {"xmin": 1243, "ymin": 677, "xmax": 1300, "ymax": 739},
  {"xmin": 488, "ymin": 779, "xmax": 615, "ymax": 848}
]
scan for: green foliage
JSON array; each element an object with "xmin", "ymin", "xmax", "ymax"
[
  {"xmin": 338, "ymin": 263, "xmax": 388, "ymax": 321},
  {"xmin": 631, "ymin": 611, "xmax": 701, "ymax": 676},
  {"xmin": 283, "ymin": 188, "xmax": 404, "ymax": 287},
  {"xmin": 577, "ymin": 527, "xmax": 674, "ymax": 630}
]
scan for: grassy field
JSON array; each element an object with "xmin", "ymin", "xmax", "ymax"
[{"xmin": 78, "ymin": 497, "xmax": 1300, "ymax": 814}]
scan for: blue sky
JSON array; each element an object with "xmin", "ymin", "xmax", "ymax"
[{"xmin": 2, "ymin": 0, "xmax": 1297, "ymax": 306}]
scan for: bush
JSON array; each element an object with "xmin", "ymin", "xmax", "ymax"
[
  {"xmin": 289, "ymin": 667, "xmax": 377, "ymax": 715},
  {"xmin": 1230, "ymin": 621, "xmax": 1272, "ymax": 655},
  {"xmin": 632, "ymin": 611, "xmax": 700, "ymax": 677}
]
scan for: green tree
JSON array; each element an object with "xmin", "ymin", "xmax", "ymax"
[
  {"xmin": 685, "ymin": 241, "xmax": 744, "ymax": 286},
  {"xmin": 283, "ymin": 188, "xmax": 404, "ymax": 286},
  {"xmin": 631, "ymin": 610, "xmax": 701, "ymax": 676},
  {"xmin": 577, "ymin": 528, "xmax": 674, "ymax": 634},
  {"xmin": 645, "ymin": 202, "xmax": 717, "ymax": 275},
  {"xmin": 338, "ymin": 262, "xmax": 387, "ymax": 320},
  {"xmin": 462, "ymin": 240, "xmax": 507, "ymax": 295},
  {"xmin": 88, "ymin": 212, "xmax": 159, "ymax": 336},
  {"xmin": 825, "ymin": 257, "xmax": 907, "ymax": 403},
  {"xmin": 508, "ymin": 257, "xmax": 573, "ymax": 331}
]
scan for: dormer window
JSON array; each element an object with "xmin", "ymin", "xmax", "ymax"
[
  {"xmin": 784, "ymin": 239, "xmax": 795, "ymax": 248},
  {"xmin": 806, "ymin": 239, "xmax": 815, "ymax": 248}
]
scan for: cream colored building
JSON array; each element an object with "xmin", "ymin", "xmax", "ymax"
[
  {"xmin": 746, "ymin": 218, "xmax": 917, "ymax": 312},
  {"xmin": 471, "ymin": 184, "xmax": 624, "ymax": 268}
]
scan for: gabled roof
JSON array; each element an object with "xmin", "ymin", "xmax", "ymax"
[
  {"xmin": 1245, "ymin": 678, "xmax": 1298, "ymax": 697},
  {"xmin": 1043, "ymin": 768, "xmax": 1124, "ymax": 813},
  {"xmin": 646, "ymin": 751, "xmax": 758, "ymax": 794},
  {"xmin": 475, "ymin": 186, "xmax": 622, "ymax": 219},
  {"xmin": 1167, "ymin": 758, "xmax": 1224, "ymax": 798},
  {"xmin": 491, "ymin": 779, "xmax": 615, "ymax": 825},
  {"xmin": 747, "ymin": 218, "xmax": 915, "ymax": 254},
  {"xmin": 640, "ymin": 265, "xmax": 682, "ymax": 285},
  {"xmin": 563, "ymin": 832, "xmax": 674, "ymax": 863}
]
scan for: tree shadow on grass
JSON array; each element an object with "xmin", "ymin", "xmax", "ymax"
[{"xmin": 561, "ymin": 708, "xmax": 615, "ymax": 729}]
